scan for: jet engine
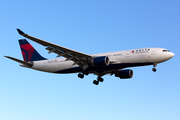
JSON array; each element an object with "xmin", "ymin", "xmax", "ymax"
[
  {"xmin": 115, "ymin": 69, "xmax": 133, "ymax": 79},
  {"xmin": 90, "ymin": 56, "xmax": 110, "ymax": 66}
]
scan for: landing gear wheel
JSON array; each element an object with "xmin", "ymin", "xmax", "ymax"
[
  {"xmin": 83, "ymin": 70, "xmax": 89, "ymax": 75},
  {"xmin": 152, "ymin": 68, "xmax": 157, "ymax": 72},
  {"xmin": 78, "ymin": 73, "xmax": 84, "ymax": 79},
  {"xmin": 93, "ymin": 80, "xmax": 99, "ymax": 85},
  {"xmin": 98, "ymin": 77, "xmax": 104, "ymax": 82}
]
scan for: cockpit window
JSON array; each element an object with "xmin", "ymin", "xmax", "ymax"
[{"xmin": 163, "ymin": 50, "xmax": 170, "ymax": 52}]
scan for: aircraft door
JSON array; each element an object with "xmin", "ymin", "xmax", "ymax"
[
  {"xmin": 126, "ymin": 51, "xmax": 130, "ymax": 58},
  {"xmin": 151, "ymin": 49, "xmax": 156, "ymax": 55},
  {"xmin": 125, "ymin": 51, "xmax": 131, "ymax": 63}
]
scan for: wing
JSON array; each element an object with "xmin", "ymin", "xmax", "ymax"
[{"xmin": 17, "ymin": 29, "xmax": 92, "ymax": 68}]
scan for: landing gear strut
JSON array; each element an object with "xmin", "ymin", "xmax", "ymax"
[
  {"xmin": 83, "ymin": 70, "xmax": 89, "ymax": 75},
  {"xmin": 93, "ymin": 77, "xmax": 104, "ymax": 85},
  {"xmin": 152, "ymin": 63, "xmax": 157, "ymax": 72}
]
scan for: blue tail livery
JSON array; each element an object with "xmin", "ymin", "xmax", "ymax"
[{"xmin": 19, "ymin": 39, "xmax": 46, "ymax": 62}]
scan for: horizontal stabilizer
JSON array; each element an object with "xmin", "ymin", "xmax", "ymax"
[{"xmin": 4, "ymin": 56, "xmax": 33, "ymax": 67}]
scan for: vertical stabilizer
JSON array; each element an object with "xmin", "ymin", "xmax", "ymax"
[{"xmin": 19, "ymin": 39, "xmax": 46, "ymax": 62}]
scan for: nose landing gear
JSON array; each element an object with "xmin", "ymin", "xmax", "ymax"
[
  {"xmin": 152, "ymin": 63, "xmax": 157, "ymax": 72},
  {"xmin": 152, "ymin": 68, "xmax": 157, "ymax": 72}
]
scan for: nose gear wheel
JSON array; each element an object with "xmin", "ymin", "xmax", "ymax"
[{"xmin": 152, "ymin": 68, "xmax": 157, "ymax": 72}]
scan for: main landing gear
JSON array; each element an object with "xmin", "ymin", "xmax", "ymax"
[
  {"xmin": 78, "ymin": 72, "xmax": 104, "ymax": 85},
  {"xmin": 93, "ymin": 77, "xmax": 104, "ymax": 85},
  {"xmin": 77, "ymin": 70, "xmax": 89, "ymax": 79},
  {"xmin": 78, "ymin": 73, "xmax": 84, "ymax": 79}
]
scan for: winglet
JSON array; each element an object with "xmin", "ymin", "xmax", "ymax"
[{"xmin": 17, "ymin": 28, "xmax": 25, "ymax": 35}]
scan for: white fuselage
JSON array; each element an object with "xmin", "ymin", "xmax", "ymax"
[{"xmin": 25, "ymin": 48, "xmax": 174, "ymax": 73}]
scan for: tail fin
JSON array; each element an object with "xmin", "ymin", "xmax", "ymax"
[{"xmin": 19, "ymin": 39, "xmax": 46, "ymax": 62}]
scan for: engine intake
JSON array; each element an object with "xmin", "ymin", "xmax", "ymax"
[
  {"xmin": 92, "ymin": 56, "xmax": 110, "ymax": 66},
  {"xmin": 115, "ymin": 69, "xmax": 133, "ymax": 79}
]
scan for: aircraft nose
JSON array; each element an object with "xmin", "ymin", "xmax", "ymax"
[{"xmin": 169, "ymin": 52, "xmax": 175, "ymax": 58}]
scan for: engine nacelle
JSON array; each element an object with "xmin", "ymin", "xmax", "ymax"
[
  {"xmin": 115, "ymin": 69, "xmax": 133, "ymax": 79},
  {"xmin": 92, "ymin": 56, "xmax": 110, "ymax": 66}
]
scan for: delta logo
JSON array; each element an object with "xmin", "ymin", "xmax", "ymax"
[{"xmin": 131, "ymin": 48, "xmax": 150, "ymax": 54}]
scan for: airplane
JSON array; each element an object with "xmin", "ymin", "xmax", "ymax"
[{"xmin": 5, "ymin": 29, "xmax": 175, "ymax": 85}]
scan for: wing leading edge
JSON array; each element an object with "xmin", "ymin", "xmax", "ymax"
[{"xmin": 17, "ymin": 29, "xmax": 92, "ymax": 67}]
